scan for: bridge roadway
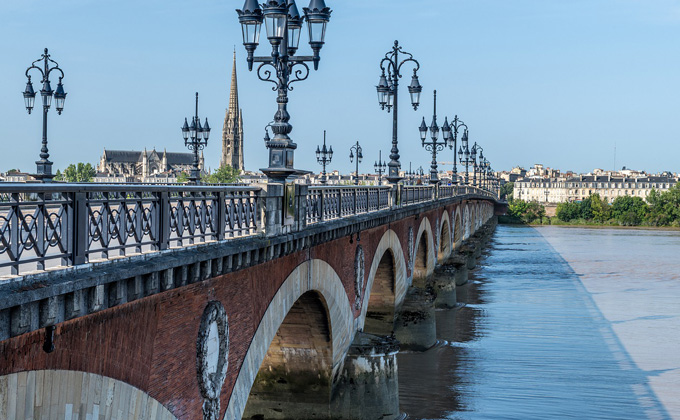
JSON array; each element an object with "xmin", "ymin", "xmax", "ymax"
[{"xmin": 0, "ymin": 182, "xmax": 503, "ymax": 420}]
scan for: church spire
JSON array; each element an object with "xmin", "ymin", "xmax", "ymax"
[
  {"xmin": 221, "ymin": 49, "xmax": 245, "ymax": 172},
  {"xmin": 228, "ymin": 49, "xmax": 239, "ymax": 116}
]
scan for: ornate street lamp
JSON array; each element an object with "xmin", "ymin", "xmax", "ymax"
[
  {"xmin": 418, "ymin": 91, "xmax": 448, "ymax": 185},
  {"xmin": 470, "ymin": 142, "xmax": 483, "ymax": 187},
  {"xmin": 457, "ymin": 130, "xmax": 473, "ymax": 185},
  {"xmin": 181, "ymin": 93, "xmax": 211, "ymax": 183},
  {"xmin": 376, "ymin": 40, "xmax": 422, "ymax": 184},
  {"xmin": 236, "ymin": 0, "xmax": 332, "ymax": 183},
  {"xmin": 315, "ymin": 130, "xmax": 333, "ymax": 184},
  {"xmin": 374, "ymin": 150, "xmax": 387, "ymax": 183},
  {"xmin": 23, "ymin": 48, "xmax": 67, "ymax": 182},
  {"xmin": 349, "ymin": 141, "xmax": 363, "ymax": 186},
  {"xmin": 442, "ymin": 115, "xmax": 467, "ymax": 184}
]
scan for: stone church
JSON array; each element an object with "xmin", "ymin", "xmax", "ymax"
[
  {"xmin": 96, "ymin": 148, "xmax": 202, "ymax": 182},
  {"xmin": 221, "ymin": 51, "xmax": 244, "ymax": 172}
]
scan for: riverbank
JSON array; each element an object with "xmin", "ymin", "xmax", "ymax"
[{"xmin": 499, "ymin": 215, "xmax": 680, "ymax": 230}]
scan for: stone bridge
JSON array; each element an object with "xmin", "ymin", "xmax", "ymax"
[{"xmin": 0, "ymin": 183, "xmax": 503, "ymax": 420}]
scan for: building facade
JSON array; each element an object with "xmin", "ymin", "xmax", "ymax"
[
  {"xmin": 96, "ymin": 148, "xmax": 202, "ymax": 182},
  {"xmin": 221, "ymin": 52, "xmax": 244, "ymax": 172},
  {"xmin": 515, "ymin": 174, "xmax": 678, "ymax": 204}
]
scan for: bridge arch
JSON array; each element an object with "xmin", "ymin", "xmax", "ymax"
[
  {"xmin": 437, "ymin": 210, "xmax": 452, "ymax": 262},
  {"xmin": 0, "ymin": 370, "xmax": 176, "ymax": 420},
  {"xmin": 226, "ymin": 259, "xmax": 353, "ymax": 420},
  {"xmin": 463, "ymin": 206, "xmax": 471, "ymax": 240},
  {"xmin": 453, "ymin": 208, "xmax": 463, "ymax": 248},
  {"xmin": 413, "ymin": 217, "xmax": 436, "ymax": 280},
  {"xmin": 359, "ymin": 229, "xmax": 408, "ymax": 334}
]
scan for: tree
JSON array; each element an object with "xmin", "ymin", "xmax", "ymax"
[
  {"xmin": 500, "ymin": 182, "xmax": 514, "ymax": 200},
  {"xmin": 176, "ymin": 172, "xmax": 190, "ymax": 183},
  {"xmin": 203, "ymin": 165, "xmax": 240, "ymax": 184},
  {"xmin": 611, "ymin": 196, "xmax": 648, "ymax": 226},
  {"xmin": 508, "ymin": 199, "xmax": 545, "ymax": 224},
  {"xmin": 589, "ymin": 194, "xmax": 611, "ymax": 223},
  {"xmin": 579, "ymin": 196, "xmax": 594, "ymax": 220},
  {"xmin": 646, "ymin": 185, "xmax": 680, "ymax": 226},
  {"xmin": 56, "ymin": 163, "xmax": 96, "ymax": 182},
  {"xmin": 556, "ymin": 201, "xmax": 581, "ymax": 222}
]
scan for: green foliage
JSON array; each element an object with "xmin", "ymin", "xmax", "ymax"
[
  {"xmin": 611, "ymin": 196, "xmax": 648, "ymax": 226},
  {"xmin": 202, "ymin": 165, "xmax": 240, "ymax": 184},
  {"xmin": 589, "ymin": 194, "xmax": 611, "ymax": 223},
  {"xmin": 645, "ymin": 185, "xmax": 680, "ymax": 226},
  {"xmin": 500, "ymin": 182, "xmax": 514, "ymax": 200},
  {"xmin": 176, "ymin": 172, "xmax": 189, "ymax": 183},
  {"xmin": 555, "ymin": 201, "xmax": 581, "ymax": 222},
  {"xmin": 55, "ymin": 163, "xmax": 96, "ymax": 182},
  {"xmin": 508, "ymin": 199, "xmax": 546, "ymax": 224},
  {"xmin": 6, "ymin": 169, "xmax": 21, "ymax": 174}
]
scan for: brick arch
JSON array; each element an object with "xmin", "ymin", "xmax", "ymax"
[
  {"xmin": 225, "ymin": 259, "xmax": 353, "ymax": 420},
  {"xmin": 453, "ymin": 207, "xmax": 463, "ymax": 248},
  {"xmin": 438, "ymin": 210, "xmax": 452, "ymax": 262},
  {"xmin": 413, "ymin": 217, "xmax": 436, "ymax": 280},
  {"xmin": 0, "ymin": 370, "xmax": 176, "ymax": 420},
  {"xmin": 463, "ymin": 206, "xmax": 471, "ymax": 240},
  {"xmin": 359, "ymin": 229, "xmax": 408, "ymax": 332}
]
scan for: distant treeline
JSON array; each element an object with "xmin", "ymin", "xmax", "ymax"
[{"xmin": 506, "ymin": 185, "xmax": 680, "ymax": 227}]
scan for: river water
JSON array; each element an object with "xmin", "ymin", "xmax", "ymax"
[{"xmin": 398, "ymin": 225, "xmax": 679, "ymax": 420}]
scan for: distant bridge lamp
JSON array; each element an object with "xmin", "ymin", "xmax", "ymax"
[
  {"xmin": 418, "ymin": 90, "xmax": 448, "ymax": 185},
  {"xmin": 181, "ymin": 93, "xmax": 211, "ymax": 183},
  {"xmin": 349, "ymin": 141, "xmax": 363, "ymax": 186},
  {"xmin": 470, "ymin": 143, "xmax": 484, "ymax": 188},
  {"xmin": 457, "ymin": 131, "xmax": 473, "ymax": 185},
  {"xmin": 376, "ymin": 40, "xmax": 423, "ymax": 184},
  {"xmin": 236, "ymin": 0, "xmax": 332, "ymax": 183},
  {"xmin": 374, "ymin": 150, "xmax": 387, "ymax": 183},
  {"xmin": 315, "ymin": 130, "xmax": 333, "ymax": 184},
  {"xmin": 23, "ymin": 48, "xmax": 67, "ymax": 183},
  {"xmin": 443, "ymin": 115, "xmax": 467, "ymax": 184}
]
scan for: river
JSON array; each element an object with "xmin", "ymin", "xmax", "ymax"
[{"xmin": 398, "ymin": 225, "xmax": 679, "ymax": 420}]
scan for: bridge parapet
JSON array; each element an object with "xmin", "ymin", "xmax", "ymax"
[{"xmin": 1, "ymin": 183, "xmax": 498, "ymax": 281}]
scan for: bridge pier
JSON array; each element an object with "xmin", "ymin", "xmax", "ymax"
[
  {"xmin": 394, "ymin": 287, "xmax": 437, "ymax": 351},
  {"xmin": 331, "ymin": 333, "xmax": 400, "ymax": 420}
]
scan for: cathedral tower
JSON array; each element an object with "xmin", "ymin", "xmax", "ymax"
[{"xmin": 221, "ymin": 51, "xmax": 244, "ymax": 172}]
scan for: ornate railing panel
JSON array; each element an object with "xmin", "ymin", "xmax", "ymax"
[
  {"xmin": 0, "ymin": 184, "xmax": 261, "ymax": 276},
  {"xmin": 402, "ymin": 185, "xmax": 435, "ymax": 205},
  {"xmin": 306, "ymin": 186, "xmax": 392, "ymax": 225}
]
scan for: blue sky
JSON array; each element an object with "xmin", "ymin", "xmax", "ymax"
[{"xmin": 0, "ymin": 0, "xmax": 679, "ymax": 176}]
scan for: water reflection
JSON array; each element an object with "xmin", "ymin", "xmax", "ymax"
[{"xmin": 398, "ymin": 226, "xmax": 671, "ymax": 420}]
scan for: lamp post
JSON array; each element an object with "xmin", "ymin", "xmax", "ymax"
[
  {"xmin": 470, "ymin": 142, "xmax": 483, "ymax": 187},
  {"xmin": 236, "ymin": 0, "xmax": 332, "ymax": 183},
  {"xmin": 376, "ymin": 40, "xmax": 422, "ymax": 184},
  {"xmin": 418, "ymin": 90, "xmax": 449, "ymax": 185},
  {"xmin": 23, "ymin": 48, "xmax": 67, "ymax": 183},
  {"xmin": 374, "ymin": 150, "xmax": 387, "ymax": 183},
  {"xmin": 315, "ymin": 130, "xmax": 333, "ymax": 184},
  {"xmin": 416, "ymin": 166, "xmax": 425, "ymax": 184},
  {"xmin": 443, "ymin": 115, "xmax": 467, "ymax": 184},
  {"xmin": 405, "ymin": 162, "xmax": 415, "ymax": 185},
  {"xmin": 181, "ymin": 93, "xmax": 211, "ymax": 183},
  {"xmin": 457, "ymin": 131, "xmax": 472, "ymax": 185},
  {"xmin": 349, "ymin": 141, "xmax": 363, "ymax": 186}
]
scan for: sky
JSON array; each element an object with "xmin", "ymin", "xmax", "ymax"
[{"xmin": 0, "ymin": 0, "xmax": 679, "ymax": 176}]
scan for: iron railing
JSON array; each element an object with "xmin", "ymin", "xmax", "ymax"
[
  {"xmin": 0, "ymin": 184, "xmax": 261, "ymax": 276},
  {"xmin": 1, "ymin": 182, "xmax": 498, "ymax": 277},
  {"xmin": 306, "ymin": 186, "xmax": 392, "ymax": 224}
]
